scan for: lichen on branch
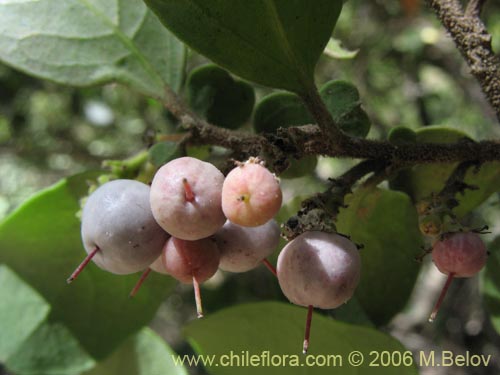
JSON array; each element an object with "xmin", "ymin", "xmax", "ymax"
[{"xmin": 426, "ymin": 0, "xmax": 500, "ymax": 122}]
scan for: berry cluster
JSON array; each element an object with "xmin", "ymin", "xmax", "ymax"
[
  {"xmin": 67, "ymin": 155, "xmax": 363, "ymax": 353},
  {"xmin": 68, "ymin": 156, "xmax": 282, "ymax": 316}
]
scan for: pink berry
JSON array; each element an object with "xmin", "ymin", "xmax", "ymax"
[
  {"xmin": 214, "ymin": 219, "xmax": 280, "ymax": 272},
  {"xmin": 277, "ymin": 231, "xmax": 361, "ymax": 353},
  {"xmin": 162, "ymin": 236, "xmax": 220, "ymax": 318},
  {"xmin": 149, "ymin": 255, "xmax": 169, "ymax": 275},
  {"xmin": 221, "ymin": 159, "xmax": 282, "ymax": 227},
  {"xmin": 150, "ymin": 157, "xmax": 226, "ymax": 240},
  {"xmin": 429, "ymin": 231, "xmax": 488, "ymax": 322},
  {"xmin": 432, "ymin": 232, "xmax": 487, "ymax": 277},
  {"xmin": 277, "ymin": 231, "xmax": 361, "ymax": 309},
  {"xmin": 162, "ymin": 237, "xmax": 220, "ymax": 284}
]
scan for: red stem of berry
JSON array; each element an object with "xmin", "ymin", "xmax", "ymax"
[
  {"xmin": 67, "ymin": 247, "xmax": 100, "ymax": 284},
  {"xmin": 193, "ymin": 275, "xmax": 204, "ymax": 318},
  {"xmin": 303, "ymin": 305, "xmax": 314, "ymax": 354},
  {"xmin": 182, "ymin": 178, "xmax": 195, "ymax": 202},
  {"xmin": 129, "ymin": 268, "xmax": 152, "ymax": 298},
  {"xmin": 261, "ymin": 258, "xmax": 277, "ymax": 277},
  {"xmin": 429, "ymin": 272, "xmax": 455, "ymax": 323}
]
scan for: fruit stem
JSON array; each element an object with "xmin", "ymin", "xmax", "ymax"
[
  {"xmin": 129, "ymin": 268, "xmax": 152, "ymax": 298},
  {"xmin": 261, "ymin": 258, "xmax": 277, "ymax": 277},
  {"xmin": 67, "ymin": 247, "xmax": 100, "ymax": 284},
  {"xmin": 303, "ymin": 305, "xmax": 314, "ymax": 354},
  {"xmin": 429, "ymin": 272, "xmax": 455, "ymax": 322},
  {"xmin": 182, "ymin": 178, "xmax": 195, "ymax": 202},
  {"xmin": 193, "ymin": 275, "xmax": 204, "ymax": 318}
]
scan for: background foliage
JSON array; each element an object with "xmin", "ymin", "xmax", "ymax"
[{"xmin": 1, "ymin": 0, "xmax": 500, "ymax": 374}]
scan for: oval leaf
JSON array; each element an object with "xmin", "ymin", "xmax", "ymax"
[
  {"xmin": 83, "ymin": 328, "xmax": 188, "ymax": 375},
  {"xmin": 149, "ymin": 141, "xmax": 182, "ymax": 168},
  {"xmin": 0, "ymin": 265, "xmax": 50, "ymax": 362},
  {"xmin": 5, "ymin": 322, "xmax": 95, "ymax": 375},
  {"xmin": 185, "ymin": 302, "xmax": 417, "ymax": 375},
  {"xmin": 0, "ymin": 0, "xmax": 186, "ymax": 97},
  {"xmin": 319, "ymin": 80, "xmax": 370, "ymax": 138},
  {"xmin": 144, "ymin": 0, "xmax": 343, "ymax": 93},
  {"xmin": 253, "ymin": 92, "xmax": 313, "ymax": 133},
  {"xmin": 187, "ymin": 64, "xmax": 255, "ymax": 129},
  {"xmin": 0, "ymin": 172, "xmax": 175, "ymax": 359},
  {"xmin": 336, "ymin": 187, "xmax": 423, "ymax": 325}
]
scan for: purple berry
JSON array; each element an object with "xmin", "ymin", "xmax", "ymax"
[{"xmin": 215, "ymin": 219, "xmax": 280, "ymax": 272}]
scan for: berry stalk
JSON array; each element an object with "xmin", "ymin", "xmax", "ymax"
[
  {"xmin": 303, "ymin": 305, "xmax": 314, "ymax": 354},
  {"xmin": 129, "ymin": 268, "xmax": 152, "ymax": 298},
  {"xmin": 67, "ymin": 247, "xmax": 100, "ymax": 283},
  {"xmin": 261, "ymin": 258, "xmax": 277, "ymax": 277},
  {"xmin": 193, "ymin": 275, "xmax": 204, "ymax": 318},
  {"xmin": 429, "ymin": 272, "xmax": 455, "ymax": 322}
]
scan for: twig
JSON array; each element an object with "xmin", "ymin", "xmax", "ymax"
[
  {"xmin": 465, "ymin": 0, "xmax": 487, "ymax": 17},
  {"xmin": 426, "ymin": 0, "xmax": 500, "ymax": 122},
  {"xmin": 282, "ymin": 160, "xmax": 385, "ymax": 239},
  {"xmin": 163, "ymin": 88, "xmax": 500, "ymax": 173}
]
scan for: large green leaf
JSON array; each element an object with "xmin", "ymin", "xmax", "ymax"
[
  {"xmin": 392, "ymin": 126, "xmax": 500, "ymax": 217},
  {"xmin": 83, "ymin": 328, "xmax": 188, "ymax": 375},
  {"xmin": 483, "ymin": 237, "xmax": 500, "ymax": 334},
  {"xmin": 337, "ymin": 187, "xmax": 423, "ymax": 325},
  {"xmin": 185, "ymin": 302, "xmax": 417, "ymax": 375},
  {"xmin": 0, "ymin": 173, "xmax": 175, "ymax": 359},
  {"xmin": 144, "ymin": 0, "xmax": 343, "ymax": 93},
  {"xmin": 0, "ymin": 0, "xmax": 186, "ymax": 97},
  {"xmin": 0, "ymin": 265, "xmax": 50, "ymax": 362},
  {"xmin": 187, "ymin": 64, "xmax": 255, "ymax": 130},
  {"xmin": 5, "ymin": 322, "xmax": 95, "ymax": 375}
]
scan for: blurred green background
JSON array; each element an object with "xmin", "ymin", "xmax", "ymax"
[{"xmin": 2, "ymin": 1, "xmax": 500, "ymax": 374}]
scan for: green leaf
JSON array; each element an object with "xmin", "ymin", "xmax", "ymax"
[
  {"xmin": 253, "ymin": 92, "xmax": 313, "ymax": 133},
  {"xmin": 331, "ymin": 296, "xmax": 375, "ymax": 327},
  {"xmin": 0, "ymin": 172, "xmax": 175, "ymax": 359},
  {"xmin": 0, "ymin": 265, "xmax": 50, "ymax": 362},
  {"xmin": 148, "ymin": 141, "xmax": 182, "ymax": 168},
  {"xmin": 319, "ymin": 80, "xmax": 371, "ymax": 138},
  {"xmin": 144, "ymin": 0, "xmax": 343, "ymax": 93},
  {"xmin": 388, "ymin": 126, "xmax": 417, "ymax": 145},
  {"xmin": 185, "ymin": 302, "xmax": 417, "ymax": 375},
  {"xmin": 323, "ymin": 37, "xmax": 359, "ymax": 59},
  {"xmin": 83, "ymin": 328, "xmax": 188, "ymax": 375},
  {"xmin": 187, "ymin": 64, "xmax": 255, "ymax": 129},
  {"xmin": 393, "ymin": 126, "xmax": 500, "ymax": 217},
  {"xmin": 0, "ymin": 0, "xmax": 186, "ymax": 97},
  {"xmin": 5, "ymin": 322, "xmax": 95, "ymax": 375},
  {"xmin": 337, "ymin": 187, "xmax": 423, "ymax": 325},
  {"xmin": 483, "ymin": 237, "xmax": 500, "ymax": 335}
]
